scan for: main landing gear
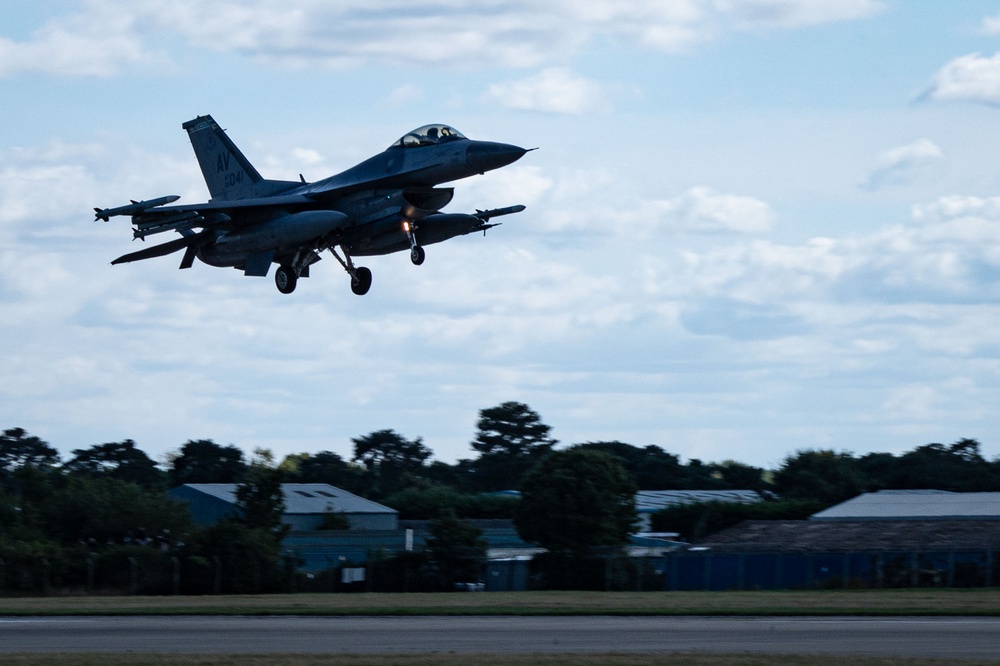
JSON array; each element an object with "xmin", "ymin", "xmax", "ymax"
[
  {"xmin": 275, "ymin": 265, "xmax": 297, "ymax": 294},
  {"xmin": 329, "ymin": 245, "xmax": 372, "ymax": 296}
]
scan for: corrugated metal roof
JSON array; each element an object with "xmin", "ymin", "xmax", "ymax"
[
  {"xmin": 811, "ymin": 490, "xmax": 1000, "ymax": 521},
  {"xmin": 635, "ymin": 490, "xmax": 764, "ymax": 513},
  {"xmin": 696, "ymin": 519, "xmax": 1000, "ymax": 552},
  {"xmin": 178, "ymin": 483, "xmax": 396, "ymax": 515}
]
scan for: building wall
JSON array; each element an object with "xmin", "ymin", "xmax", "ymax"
[
  {"xmin": 168, "ymin": 486, "xmax": 238, "ymax": 525},
  {"xmin": 285, "ymin": 513, "xmax": 398, "ymax": 532}
]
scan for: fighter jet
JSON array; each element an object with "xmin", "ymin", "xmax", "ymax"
[{"xmin": 95, "ymin": 115, "xmax": 529, "ymax": 295}]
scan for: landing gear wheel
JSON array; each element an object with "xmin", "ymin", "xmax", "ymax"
[
  {"xmin": 275, "ymin": 265, "xmax": 297, "ymax": 294},
  {"xmin": 410, "ymin": 245, "xmax": 425, "ymax": 266},
  {"xmin": 351, "ymin": 266, "xmax": 372, "ymax": 295}
]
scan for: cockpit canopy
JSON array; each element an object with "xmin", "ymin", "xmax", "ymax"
[{"xmin": 390, "ymin": 124, "xmax": 467, "ymax": 148}]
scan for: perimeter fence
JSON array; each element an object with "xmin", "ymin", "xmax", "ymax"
[{"xmin": 2, "ymin": 548, "xmax": 998, "ymax": 595}]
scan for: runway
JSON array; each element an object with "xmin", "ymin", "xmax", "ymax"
[{"xmin": 3, "ymin": 616, "xmax": 1000, "ymax": 658}]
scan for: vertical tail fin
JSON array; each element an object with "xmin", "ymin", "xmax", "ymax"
[{"xmin": 182, "ymin": 115, "xmax": 263, "ymax": 201}]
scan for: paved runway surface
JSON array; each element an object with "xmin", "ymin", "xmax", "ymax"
[{"xmin": 2, "ymin": 616, "xmax": 999, "ymax": 658}]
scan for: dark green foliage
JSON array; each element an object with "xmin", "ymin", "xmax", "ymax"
[
  {"xmin": 281, "ymin": 450, "xmax": 364, "ymax": 493},
  {"xmin": 423, "ymin": 510, "xmax": 488, "ymax": 588},
  {"xmin": 578, "ymin": 442, "xmax": 769, "ymax": 492},
  {"xmin": 711, "ymin": 460, "xmax": 769, "ymax": 492},
  {"xmin": 528, "ymin": 551, "xmax": 632, "ymax": 591},
  {"xmin": 774, "ymin": 440, "xmax": 1000, "ymax": 504},
  {"xmin": 186, "ymin": 521, "xmax": 287, "ymax": 594},
  {"xmin": 380, "ymin": 485, "xmax": 519, "ymax": 519},
  {"xmin": 515, "ymin": 448, "xmax": 637, "ymax": 558},
  {"xmin": 64, "ymin": 439, "xmax": 165, "ymax": 490},
  {"xmin": 352, "ymin": 429, "xmax": 431, "ymax": 497},
  {"xmin": 890, "ymin": 439, "xmax": 999, "ymax": 491},
  {"xmin": 649, "ymin": 499, "xmax": 828, "ymax": 541},
  {"xmin": 578, "ymin": 441, "xmax": 686, "ymax": 489},
  {"xmin": 315, "ymin": 510, "xmax": 350, "ymax": 530},
  {"xmin": 3, "ymin": 417, "xmax": 1000, "ymax": 596},
  {"xmin": 235, "ymin": 455, "xmax": 286, "ymax": 536},
  {"xmin": 773, "ymin": 449, "xmax": 868, "ymax": 504},
  {"xmin": 169, "ymin": 439, "xmax": 246, "ymax": 486},
  {"xmin": 0, "ymin": 428, "xmax": 59, "ymax": 482},
  {"xmin": 38, "ymin": 475, "xmax": 193, "ymax": 545},
  {"xmin": 470, "ymin": 401, "xmax": 556, "ymax": 491}
]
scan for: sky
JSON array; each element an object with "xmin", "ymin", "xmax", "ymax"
[{"xmin": 5, "ymin": 0, "xmax": 1000, "ymax": 471}]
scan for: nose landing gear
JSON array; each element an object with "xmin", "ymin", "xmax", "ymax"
[{"xmin": 403, "ymin": 219, "xmax": 425, "ymax": 266}]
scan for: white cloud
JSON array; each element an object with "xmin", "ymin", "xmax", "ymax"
[
  {"xmin": 666, "ymin": 196, "xmax": 1000, "ymax": 309},
  {"xmin": 911, "ymin": 195, "xmax": 1000, "ymax": 224},
  {"xmin": 0, "ymin": 5, "xmax": 157, "ymax": 77},
  {"xmin": 642, "ymin": 186, "xmax": 774, "ymax": 234},
  {"xmin": 715, "ymin": 0, "xmax": 884, "ymax": 30},
  {"xmin": 925, "ymin": 52, "xmax": 1000, "ymax": 105},
  {"xmin": 865, "ymin": 138, "xmax": 943, "ymax": 189},
  {"xmin": 0, "ymin": 0, "xmax": 887, "ymax": 77},
  {"xmin": 388, "ymin": 84, "xmax": 425, "ymax": 107},
  {"xmin": 482, "ymin": 68, "xmax": 609, "ymax": 114},
  {"xmin": 980, "ymin": 12, "xmax": 1000, "ymax": 35}
]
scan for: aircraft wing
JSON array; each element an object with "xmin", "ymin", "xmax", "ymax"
[{"xmin": 96, "ymin": 194, "xmax": 319, "ymax": 240}]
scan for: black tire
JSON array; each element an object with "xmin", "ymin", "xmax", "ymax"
[
  {"xmin": 410, "ymin": 245, "xmax": 425, "ymax": 266},
  {"xmin": 275, "ymin": 266, "xmax": 297, "ymax": 294},
  {"xmin": 351, "ymin": 266, "xmax": 372, "ymax": 295}
]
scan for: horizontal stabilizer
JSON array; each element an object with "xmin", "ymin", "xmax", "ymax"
[{"xmin": 111, "ymin": 233, "xmax": 205, "ymax": 265}]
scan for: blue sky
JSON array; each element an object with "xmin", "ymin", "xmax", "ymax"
[{"xmin": 5, "ymin": 0, "xmax": 1000, "ymax": 470}]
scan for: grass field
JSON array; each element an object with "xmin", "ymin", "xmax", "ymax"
[
  {"xmin": 1, "ymin": 588, "xmax": 998, "ymax": 616},
  {"xmin": 2, "ymin": 654, "xmax": 1000, "ymax": 666}
]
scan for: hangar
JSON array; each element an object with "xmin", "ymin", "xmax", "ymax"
[{"xmin": 168, "ymin": 483, "xmax": 398, "ymax": 531}]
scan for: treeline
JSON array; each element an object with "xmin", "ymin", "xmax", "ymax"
[{"xmin": 3, "ymin": 400, "xmax": 1000, "ymax": 592}]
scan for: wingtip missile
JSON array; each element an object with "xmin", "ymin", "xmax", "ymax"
[
  {"xmin": 94, "ymin": 195, "xmax": 181, "ymax": 222},
  {"xmin": 474, "ymin": 204, "xmax": 526, "ymax": 221}
]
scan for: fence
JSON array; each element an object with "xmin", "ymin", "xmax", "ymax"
[
  {"xmin": 656, "ymin": 550, "xmax": 999, "ymax": 591},
  {"xmin": 0, "ymin": 551, "xmax": 276, "ymax": 596},
  {"xmin": 3, "ymin": 549, "xmax": 998, "ymax": 595}
]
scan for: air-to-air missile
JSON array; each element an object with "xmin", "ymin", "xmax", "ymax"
[{"xmin": 94, "ymin": 195, "xmax": 180, "ymax": 222}]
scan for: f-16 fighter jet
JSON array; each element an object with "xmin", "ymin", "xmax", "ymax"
[{"xmin": 96, "ymin": 116, "xmax": 529, "ymax": 294}]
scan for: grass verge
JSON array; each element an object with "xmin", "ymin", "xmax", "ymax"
[
  {"xmin": 1, "ymin": 654, "xmax": 999, "ymax": 666},
  {"xmin": 1, "ymin": 589, "xmax": 998, "ymax": 616}
]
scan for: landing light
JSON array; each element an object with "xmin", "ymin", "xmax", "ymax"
[{"xmin": 402, "ymin": 221, "xmax": 411, "ymax": 232}]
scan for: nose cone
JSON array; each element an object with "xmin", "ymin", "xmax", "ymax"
[{"xmin": 466, "ymin": 141, "xmax": 528, "ymax": 174}]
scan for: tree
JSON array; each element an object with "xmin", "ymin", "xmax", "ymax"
[
  {"xmin": 0, "ymin": 428, "xmax": 59, "ymax": 478},
  {"xmin": 235, "ymin": 449, "xmax": 286, "ymax": 536},
  {"xmin": 169, "ymin": 439, "xmax": 246, "ymax": 486},
  {"xmin": 578, "ymin": 441, "xmax": 762, "ymax": 491},
  {"xmin": 772, "ymin": 449, "xmax": 867, "ymax": 504},
  {"xmin": 423, "ymin": 510, "xmax": 488, "ymax": 589},
  {"xmin": 515, "ymin": 448, "xmax": 637, "ymax": 558},
  {"xmin": 351, "ymin": 429, "xmax": 431, "ymax": 497},
  {"xmin": 710, "ymin": 460, "xmax": 769, "ymax": 492},
  {"xmin": 64, "ymin": 440, "xmax": 164, "ymax": 489},
  {"xmin": 40, "ymin": 476, "xmax": 193, "ymax": 545},
  {"xmin": 470, "ymin": 401, "xmax": 556, "ymax": 491},
  {"xmin": 281, "ymin": 450, "xmax": 364, "ymax": 493},
  {"xmin": 891, "ymin": 439, "xmax": 1000, "ymax": 491}
]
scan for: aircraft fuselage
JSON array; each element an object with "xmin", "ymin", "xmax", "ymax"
[{"xmin": 98, "ymin": 118, "xmax": 529, "ymax": 295}]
